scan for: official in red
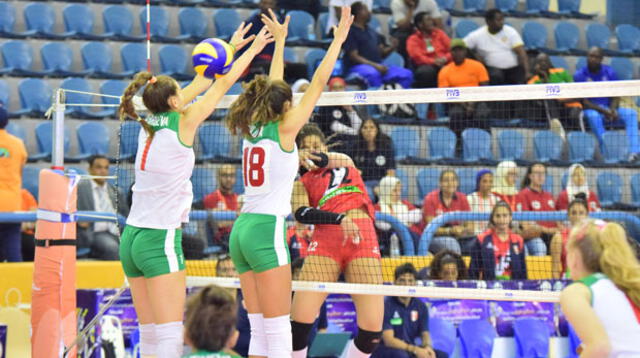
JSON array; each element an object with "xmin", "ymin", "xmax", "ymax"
[
  {"xmin": 406, "ymin": 12, "xmax": 451, "ymax": 88},
  {"xmin": 469, "ymin": 202, "xmax": 527, "ymax": 280},
  {"xmin": 555, "ymin": 164, "xmax": 600, "ymax": 212}
]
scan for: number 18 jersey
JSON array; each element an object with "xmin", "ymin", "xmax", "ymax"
[{"xmin": 240, "ymin": 121, "xmax": 299, "ymax": 217}]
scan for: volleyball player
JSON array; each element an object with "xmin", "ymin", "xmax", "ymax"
[
  {"xmin": 116, "ymin": 25, "xmax": 272, "ymax": 358},
  {"xmin": 560, "ymin": 220, "xmax": 640, "ymax": 357},
  {"xmin": 291, "ymin": 124, "xmax": 384, "ymax": 358},
  {"xmin": 225, "ymin": 7, "xmax": 354, "ymax": 358}
]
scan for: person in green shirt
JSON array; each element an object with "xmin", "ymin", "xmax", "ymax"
[{"xmin": 183, "ymin": 285, "xmax": 242, "ymax": 358}]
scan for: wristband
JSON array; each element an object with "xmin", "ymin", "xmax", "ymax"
[
  {"xmin": 294, "ymin": 206, "xmax": 345, "ymax": 225},
  {"xmin": 310, "ymin": 152, "xmax": 329, "ymax": 168}
]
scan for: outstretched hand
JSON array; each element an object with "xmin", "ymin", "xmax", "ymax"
[
  {"xmin": 332, "ymin": 6, "xmax": 354, "ymax": 44},
  {"xmin": 261, "ymin": 9, "xmax": 290, "ymax": 43},
  {"xmin": 248, "ymin": 27, "xmax": 275, "ymax": 54},
  {"xmin": 229, "ymin": 22, "xmax": 255, "ymax": 52}
]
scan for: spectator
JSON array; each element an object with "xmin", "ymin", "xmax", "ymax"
[
  {"xmin": 391, "ymin": 0, "xmax": 444, "ymax": 59},
  {"xmin": 0, "ymin": 104, "xmax": 27, "ymax": 262},
  {"xmin": 183, "ymin": 284, "xmax": 240, "ymax": 358},
  {"xmin": 291, "ymin": 78, "xmax": 310, "ymax": 93},
  {"xmin": 372, "ymin": 263, "xmax": 448, "ymax": 358},
  {"xmin": 550, "ymin": 199, "xmax": 588, "ymax": 279},
  {"xmin": 517, "ymin": 162, "xmax": 559, "ymax": 256},
  {"xmin": 555, "ymin": 164, "xmax": 600, "ymax": 212},
  {"xmin": 350, "ymin": 118, "xmax": 396, "ymax": 182},
  {"xmin": 574, "ymin": 47, "xmax": 640, "ymax": 162},
  {"xmin": 203, "ymin": 165, "xmax": 241, "ymax": 250},
  {"xmin": 428, "ymin": 250, "xmax": 467, "ymax": 280},
  {"xmin": 315, "ymin": 77, "xmax": 365, "ymax": 150},
  {"xmin": 278, "ymin": 0, "xmax": 321, "ymax": 19},
  {"xmin": 20, "ymin": 189, "xmax": 37, "ymax": 261},
  {"xmin": 437, "ymin": 39, "xmax": 490, "ymax": 141},
  {"xmin": 326, "ymin": 0, "xmax": 373, "ymax": 35},
  {"xmin": 375, "ymin": 176, "xmax": 423, "ymax": 251},
  {"xmin": 422, "ymin": 169, "xmax": 474, "ymax": 255},
  {"xmin": 242, "ymin": 0, "xmax": 286, "ymax": 79},
  {"xmin": 77, "ymin": 155, "xmax": 129, "ymax": 260},
  {"xmin": 343, "ymin": 2, "xmax": 414, "ymax": 89},
  {"xmin": 407, "ymin": 12, "xmax": 451, "ymax": 88},
  {"xmin": 467, "ymin": 169, "xmax": 500, "ymax": 236},
  {"xmin": 492, "ymin": 161, "xmax": 519, "ymax": 210},
  {"xmin": 469, "ymin": 202, "xmax": 527, "ymax": 280}
]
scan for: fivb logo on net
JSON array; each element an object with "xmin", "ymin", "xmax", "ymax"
[
  {"xmin": 545, "ymin": 84, "xmax": 561, "ymax": 97},
  {"xmin": 353, "ymin": 92, "xmax": 367, "ymax": 104},
  {"xmin": 445, "ymin": 88, "xmax": 461, "ymax": 100}
]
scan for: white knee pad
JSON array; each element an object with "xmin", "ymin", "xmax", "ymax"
[
  {"xmin": 248, "ymin": 313, "xmax": 268, "ymax": 357},
  {"xmin": 264, "ymin": 315, "xmax": 292, "ymax": 358},
  {"xmin": 139, "ymin": 323, "xmax": 157, "ymax": 356},
  {"xmin": 155, "ymin": 321, "xmax": 183, "ymax": 358}
]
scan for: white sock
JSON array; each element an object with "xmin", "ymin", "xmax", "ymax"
[
  {"xmin": 248, "ymin": 313, "xmax": 268, "ymax": 357},
  {"xmin": 263, "ymin": 315, "xmax": 292, "ymax": 358},
  {"xmin": 292, "ymin": 347, "xmax": 308, "ymax": 358},
  {"xmin": 139, "ymin": 323, "xmax": 156, "ymax": 356},
  {"xmin": 346, "ymin": 340, "xmax": 370, "ymax": 358},
  {"xmin": 155, "ymin": 322, "xmax": 183, "ymax": 358}
]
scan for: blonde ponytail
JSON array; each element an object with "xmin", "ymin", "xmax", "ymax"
[{"xmin": 598, "ymin": 223, "xmax": 640, "ymax": 307}]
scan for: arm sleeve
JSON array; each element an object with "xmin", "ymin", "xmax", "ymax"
[
  {"xmin": 507, "ymin": 26, "xmax": 524, "ymax": 48},
  {"xmin": 463, "ymin": 32, "xmax": 476, "ymax": 50}
]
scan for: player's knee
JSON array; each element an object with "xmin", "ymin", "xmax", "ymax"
[
  {"xmin": 155, "ymin": 321, "xmax": 183, "ymax": 358},
  {"xmin": 138, "ymin": 323, "xmax": 156, "ymax": 356},
  {"xmin": 248, "ymin": 313, "xmax": 268, "ymax": 356},
  {"xmin": 291, "ymin": 320, "xmax": 314, "ymax": 351},
  {"xmin": 354, "ymin": 327, "xmax": 382, "ymax": 354}
]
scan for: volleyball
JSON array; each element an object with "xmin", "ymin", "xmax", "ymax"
[{"xmin": 191, "ymin": 38, "xmax": 235, "ymax": 79}]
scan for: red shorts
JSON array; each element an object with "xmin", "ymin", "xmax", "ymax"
[{"xmin": 307, "ymin": 217, "xmax": 381, "ymax": 271}]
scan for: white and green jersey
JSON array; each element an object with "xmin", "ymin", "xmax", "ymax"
[
  {"xmin": 127, "ymin": 111, "xmax": 195, "ymax": 230},
  {"xmin": 578, "ymin": 273, "xmax": 640, "ymax": 357},
  {"xmin": 240, "ymin": 121, "xmax": 298, "ymax": 217}
]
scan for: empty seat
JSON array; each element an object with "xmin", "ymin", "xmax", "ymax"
[
  {"xmin": 495, "ymin": 0, "xmax": 526, "ymax": 16},
  {"xmin": 395, "ymin": 168, "xmax": 410, "ymax": 200},
  {"xmin": 585, "ymin": 23, "xmax": 621, "ymax": 56},
  {"xmin": 435, "ymin": 0, "xmax": 456, "ymax": 10},
  {"xmin": 615, "ymin": 24, "xmax": 640, "ymax": 54},
  {"xmin": 554, "ymin": 21, "xmax": 585, "ymax": 55},
  {"xmin": 120, "ymin": 43, "xmax": 149, "ymax": 74},
  {"xmin": 305, "ymin": 49, "xmax": 327, "ymax": 78},
  {"xmin": 429, "ymin": 318, "xmax": 456, "ymax": 357},
  {"xmin": 159, "ymin": 45, "xmax": 191, "ymax": 80},
  {"xmin": 522, "ymin": 21, "xmax": 551, "ymax": 52},
  {"xmin": 601, "ymin": 131, "xmax": 628, "ymax": 163},
  {"xmin": 16, "ymin": 78, "xmax": 53, "ymax": 117},
  {"xmin": 60, "ymin": 78, "xmax": 113, "ymax": 119},
  {"xmin": 74, "ymin": 122, "xmax": 110, "ymax": 161},
  {"xmin": 428, "ymin": 127, "xmax": 457, "ymax": 161},
  {"xmin": 119, "ymin": 121, "xmax": 141, "ymax": 161},
  {"xmin": 373, "ymin": 0, "xmax": 392, "ymax": 13},
  {"xmin": 526, "ymin": 0, "xmax": 558, "ymax": 17},
  {"xmin": 597, "ymin": 171, "xmax": 623, "ymax": 208},
  {"xmin": 178, "ymin": 8, "xmax": 208, "ymax": 42},
  {"xmin": 513, "ymin": 318, "xmax": 551, "ymax": 358},
  {"xmin": 287, "ymin": 10, "xmax": 318, "ymax": 46},
  {"xmin": 198, "ymin": 123, "xmax": 234, "ymax": 162},
  {"xmin": 22, "ymin": 167, "xmax": 41, "ymax": 198},
  {"xmin": 0, "ymin": 41, "xmax": 44, "ymax": 77},
  {"xmin": 63, "ymin": 4, "xmax": 105, "ymax": 41},
  {"xmin": 549, "ymin": 56, "xmax": 569, "ymax": 71},
  {"xmin": 558, "ymin": 0, "xmax": 595, "ymax": 19},
  {"xmin": 533, "ymin": 130, "xmax": 563, "ymax": 163},
  {"xmin": 459, "ymin": 319, "xmax": 496, "ymax": 358},
  {"xmin": 631, "ymin": 173, "xmax": 640, "ymax": 207},
  {"xmin": 191, "ymin": 168, "xmax": 216, "ymax": 203},
  {"xmin": 6, "ymin": 122, "xmax": 27, "ymax": 144},
  {"xmin": 462, "ymin": 128, "xmax": 494, "ymax": 163},
  {"xmin": 457, "ymin": 168, "xmax": 476, "ymax": 195},
  {"xmin": 390, "ymin": 127, "xmax": 420, "ymax": 161},
  {"xmin": 100, "ymin": 80, "xmax": 128, "ymax": 117},
  {"xmin": 567, "ymin": 131, "xmax": 596, "ymax": 163},
  {"xmin": 543, "ymin": 172, "xmax": 555, "ymax": 194},
  {"xmin": 416, "ymin": 168, "xmax": 440, "ymax": 200},
  {"xmin": 0, "ymin": 79, "xmax": 8, "ymax": 110},
  {"xmin": 383, "ymin": 51, "xmax": 404, "ymax": 68},
  {"xmin": 609, "ymin": 57, "xmax": 634, "ymax": 81},
  {"xmin": 31, "ymin": 122, "xmax": 71, "ymax": 162},
  {"xmin": 23, "ymin": 3, "xmax": 71, "ymax": 39},
  {"xmin": 455, "ymin": 19, "xmax": 479, "ymax": 38},
  {"xmin": 0, "ymin": 2, "xmax": 35, "ymax": 38},
  {"xmin": 40, "ymin": 42, "xmax": 91, "ymax": 77},
  {"xmin": 81, "ymin": 42, "xmax": 130, "ymax": 79},
  {"xmin": 139, "ymin": 6, "xmax": 187, "ymax": 43},
  {"xmin": 103, "ymin": 5, "xmax": 145, "ymax": 41},
  {"xmin": 498, "ymin": 130, "xmax": 526, "ymax": 162},
  {"xmin": 213, "ymin": 8, "xmax": 241, "ymax": 39}
]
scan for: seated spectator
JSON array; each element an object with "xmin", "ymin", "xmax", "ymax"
[
  {"xmin": 555, "ymin": 164, "xmax": 600, "ymax": 212},
  {"xmin": 344, "ymin": 2, "xmax": 414, "ymax": 89},
  {"xmin": 241, "ymin": 0, "xmax": 283, "ymax": 77},
  {"xmin": 203, "ymin": 165, "xmax": 241, "ymax": 251},
  {"xmin": 183, "ymin": 284, "xmax": 241, "ymax": 358},
  {"xmin": 375, "ymin": 176, "xmax": 423, "ymax": 251},
  {"xmin": 467, "ymin": 169, "xmax": 500, "ymax": 236},
  {"xmin": 550, "ymin": 199, "xmax": 588, "ymax": 279},
  {"xmin": 391, "ymin": 0, "xmax": 444, "ymax": 59},
  {"xmin": 469, "ymin": 202, "xmax": 527, "ymax": 280},
  {"xmin": 428, "ymin": 250, "xmax": 468, "ymax": 280},
  {"xmin": 20, "ymin": 189, "xmax": 37, "ymax": 262},
  {"xmin": 315, "ymin": 77, "xmax": 365, "ymax": 150},
  {"xmin": 437, "ymin": 39, "xmax": 490, "ymax": 141},
  {"xmin": 279, "ymin": 0, "xmax": 321, "ymax": 18},
  {"xmin": 407, "ymin": 12, "xmax": 451, "ymax": 88},
  {"xmin": 326, "ymin": 0, "xmax": 373, "ymax": 35},
  {"xmin": 528, "ymin": 53, "xmax": 583, "ymax": 138},
  {"xmin": 292, "ymin": 78, "xmax": 310, "ymax": 93},
  {"xmin": 372, "ymin": 263, "xmax": 448, "ymax": 358},
  {"xmin": 422, "ymin": 170, "xmax": 474, "ymax": 255},
  {"xmin": 517, "ymin": 162, "xmax": 560, "ymax": 256},
  {"xmin": 349, "ymin": 118, "xmax": 396, "ymax": 182},
  {"xmin": 77, "ymin": 155, "xmax": 129, "ymax": 260},
  {"xmin": 574, "ymin": 47, "xmax": 640, "ymax": 162},
  {"xmin": 492, "ymin": 160, "xmax": 519, "ymax": 210}
]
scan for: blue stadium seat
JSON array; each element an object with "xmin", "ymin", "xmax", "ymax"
[
  {"xmin": 369, "ymin": 15, "xmax": 382, "ymax": 34},
  {"xmin": 601, "ymin": 131, "xmax": 628, "ymax": 163},
  {"xmin": 206, "ymin": 0, "xmax": 244, "ymax": 7},
  {"xmin": 100, "ymin": 80, "xmax": 128, "ymax": 117},
  {"xmin": 23, "ymin": 3, "xmax": 72, "ymax": 40},
  {"xmin": 554, "ymin": 21, "xmax": 585, "ymax": 55},
  {"xmin": 119, "ymin": 121, "xmax": 141, "ymax": 161},
  {"xmin": 6, "ymin": 122, "xmax": 27, "ymax": 144},
  {"xmin": 191, "ymin": 168, "xmax": 216, "ymax": 203},
  {"xmin": 63, "ymin": 4, "xmax": 106, "ymax": 41},
  {"xmin": 549, "ymin": 56, "xmax": 569, "ymax": 71},
  {"xmin": 513, "ymin": 318, "xmax": 550, "ymax": 358},
  {"xmin": 457, "ymin": 168, "xmax": 476, "ymax": 195},
  {"xmin": 522, "ymin": 21, "xmax": 553, "ymax": 52},
  {"xmin": 0, "ymin": 2, "xmax": 35, "ymax": 38},
  {"xmin": 533, "ymin": 130, "xmax": 563, "ymax": 164},
  {"xmin": 305, "ymin": 49, "xmax": 327, "ymax": 78},
  {"xmin": 32, "ymin": 122, "xmax": 71, "ymax": 162},
  {"xmin": 22, "ymin": 167, "xmax": 40, "ymax": 199},
  {"xmin": 40, "ymin": 42, "xmax": 91, "ymax": 78},
  {"xmin": 543, "ymin": 173, "xmax": 555, "ymax": 194},
  {"xmin": 16, "ymin": 78, "xmax": 53, "ymax": 117},
  {"xmin": 383, "ymin": 52, "xmax": 405, "ymax": 68},
  {"xmin": 81, "ymin": 42, "xmax": 129, "ymax": 79},
  {"xmin": 284, "ymin": 47, "xmax": 297, "ymax": 63},
  {"xmin": 317, "ymin": 12, "xmax": 330, "ymax": 41},
  {"xmin": 213, "ymin": 9, "xmax": 241, "ymax": 40},
  {"xmin": 586, "ymin": 23, "xmax": 616, "ymax": 55},
  {"xmin": 391, "ymin": 127, "xmax": 420, "ymax": 162},
  {"xmin": 167, "ymin": 0, "xmax": 205, "ymax": 6},
  {"xmin": 287, "ymin": 10, "xmax": 318, "ymax": 46},
  {"xmin": 178, "ymin": 8, "xmax": 208, "ymax": 43},
  {"xmin": 575, "ymin": 57, "xmax": 587, "ymax": 71},
  {"xmin": 159, "ymin": 45, "xmax": 191, "ymax": 80},
  {"xmin": 498, "ymin": 130, "xmax": 526, "ymax": 162},
  {"xmin": 462, "ymin": 0, "xmax": 487, "ymax": 15},
  {"xmin": 561, "ymin": 171, "xmax": 568, "ymax": 189},
  {"xmin": 567, "ymin": 131, "xmax": 597, "ymax": 163},
  {"xmin": 558, "ymin": 0, "xmax": 596, "ymax": 19},
  {"xmin": 0, "ymin": 41, "xmax": 45, "ymax": 77},
  {"xmin": 435, "ymin": 0, "xmax": 456, "ymax": 10},
  {"xmin": 198, "ymin": 123, "xmax": 235, "ymax": 162},
  {"xmin": 0, "ymin": 79, "xmax": 10, "ymax": 112},
  {"xmin": 60, "ymin": 78, "xmax": 112, "ymax": 119},
  {"xmin": 609, "ymin": 57, "xmax": 634, "ymax": 81},
  {"xmin": 455, "ymin": 19, "xmax": 479, "ymax": 38},
  {"xmin": 373, "ymin": 0, "xmax": 392, "ymax": 13},
  {"xmin": 459, "ymin": 319, "xmax": 496, "ymax": 358},
  {"xmin": 462, "ymin": 128, "xmax": 494, "ymax": 164},
  {"xmin": 495, "ymin": 0, "xmax": 526, "ymax": 16},
  {"xmin": 140, "ymin": 6, "xmax": 187, "ymax": 43},
  {"xmin": 631, "ymin": 173, "xmax": 640, "ymax": 208},
  {"xmin": 103, "ymin": 5, "xmax": 145, "ymax": 41},
  {"xmin": 73, "ymin": 122, "xmax": 110, "ymax": 161},
  {"xmin": 416, "ymin": 168, "xmax": 440, "ymax": 200},
  {"xmin": 395, "ymin": 168, "xmax": 410, "ymax": 200},
  {"xmin": 526, "ymin": 0, "xmax": 559, "ymax": 17},
  {"xmin": 429, "ymin": 318, "xmax": 456, "ymax": 357},
  {"xmin": 615, "ymin": 24, "xmax": 640, "ymax": 55},
  {"xmin": 428, "ymin": 127, "xmax": 457, "ymax": 162},
  {"xmin": 597, "ymin": 171, "xmax": 623, "ymax": 208},
  {"xmin": 121, "ymin": 43, "xmax": 148, "ymax": 74}
]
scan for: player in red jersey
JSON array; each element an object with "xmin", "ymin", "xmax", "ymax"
[{"xmin": 290, "ymin": 124, "xmax": 383, "ymax": 358}]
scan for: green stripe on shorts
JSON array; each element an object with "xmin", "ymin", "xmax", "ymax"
[{"xmin": 119, "ymin": 225, "xmax": 185, "ymax": 278}]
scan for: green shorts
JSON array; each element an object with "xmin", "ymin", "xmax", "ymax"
[
  {"xmin": 229, "ymin": 213, "xmax": 290, "ymax": 274},
  {"xmin": 119, "ymin": 225, "xmax": 185, "ymax": 278}
]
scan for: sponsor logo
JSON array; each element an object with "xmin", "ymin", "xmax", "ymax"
[
  {"xmin": 545, "ymin": 84, "xmax": 561, "ymax": 97},
  {"xmin": 353, "ymin": 92, "xmax": 367, "ymax": 104},
  {"xmin": 446, "ymin": 88, "xmax": 460, "ymax": 100}
]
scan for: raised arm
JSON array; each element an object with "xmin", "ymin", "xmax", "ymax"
[{"xmin": 261, "ymin": 9, "xmax": 290, "ymax": 81}]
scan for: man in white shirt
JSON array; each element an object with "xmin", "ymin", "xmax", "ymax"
[
  {"xmin": 77, "ymin": 155, "xmax": 129, "ymax": 260},
  {"xmin": 326, "ymin": 0, "xmax": 373, "ymax": 34},
  {"xmin": 390, "ymin": 0, "xmax": 445, "ymax": 58}
]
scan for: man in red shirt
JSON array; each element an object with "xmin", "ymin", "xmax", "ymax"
[
  {"xmin": 203, "ymin": 165, "xmax": 241, "ymax": 247},
  {"xmin": 406, "ymin": 12, "xmax": 451, "ymax": 88}
]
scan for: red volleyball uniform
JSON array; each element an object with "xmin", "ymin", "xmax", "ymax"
[
  {"xmin": 300, "ymin": 166, "xmax": 380, "ymax": 269},
  {"xmin": 516, "ymin": 187, "xmax": 557, "ymax": 228}
]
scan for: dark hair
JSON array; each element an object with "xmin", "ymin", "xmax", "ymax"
[
  {"xmin": 296, "ymin": 123, "xmax": 327, "ymax": 148},
  {"xmin": 429, "ymin": 250, "xmax": 468, "ymax": 280},
  {"xmin": 484, "ymin": 8, "xmax": 503, "ymax": 22},
  {"xmin": 351, "ymin": 1, "xmax": 366, "ymax": 16},
  {"xmin": 184, "ymin": 285, "xmax": 237, "ymax": 353},
  {"xmin": 489, "ymin": 201, "xmax": 513, "ymax": 227},
  {"xmin": 291, "ymin": 257, "xmax": 305, "ymax": 273},
  {"xmin": 394, "ymin": 262, "xmax": 418, "ymax": 281},
  {"xmin": 88, "ymin": 154, "xmax": 109, "ymax": 168},
  {"xmin": 567, "ymin": 199, "xmax": 589, "ymax": 213},
  {"xmin": 226, "ymin": 75, "xmax": 292, "ymax": 137},
  {"xmin": 413, "ymin": 11, "xmax": 431, "ymax": 28},
  {"xmin": 439, "ymin": 169, "xmax": 458, "ymax": 184},
  {"xmin": 520, "ymin": 162, "xmax": 545, "ymax": 189},
  {"xmin": 118, "ymin": 72, "xmax": 179, "ymax": 141},
  {"xmin": 356, "ymin": 118, "xmax": 391, "ymax": 150}
]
